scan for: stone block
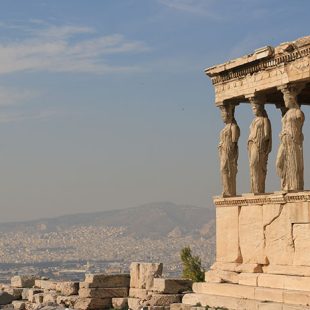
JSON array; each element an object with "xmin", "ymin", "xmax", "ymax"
[
  {"xmin": 0, "ymin": 292, "xmax": 14, "ymax": 305},
  {"xmin": 205, "ymin": 269, "xmax": 238, "ymax": 284},
  {"xmin": 264, "ymin": 204, "xmax": 294, "ymax": 265},
  {"xmin": 211, "ymin": 261, "xmax": 262, "ymax": 273},
  {"xmin": 112, "ymin": 297, "xmax": 128, "ymax": 310},
  {"xmin": 56, "ymin": 281, "xmax": 79, "ymax": 296},
  {"xmin": 258, "ymin": 273, "xmax": 310, "ymax": 291},
  {"xmin": 238, "ymin": 273, "xmax": 258, "ymax": 286},
  {"xmin": 56, "ymin": 295, "xmax": 79, "ymax": 308},
  {"xmin": 129, "ymin": 288, "xmax": 149, "ymax": 299},
  {"xmin": 192, "ymin": 282, "xmax": 255, "ymax": 299},
  {"xmin": 34, "ymin": 280, "xmax": 57, "ymax": 291},
  {"xmin": 74, "ymin": 297, "xmax": 111, "ymax": 310},
  {"xmin": 130, "ymin": 263, "xmax": 163, "ymax": 290},
  {"xmin": 79, "ymin": 287, "xmax": 128, "ymax": 298},
  {"xmin": 11, "ymin": 276, "xmax": 37, "ymax": 288},
  {"xmin": 11, "ymin": 301, "xmax": 25, "ymax": 310},
  {"xmin": 27, "ymin": 289, "xmax": 43, "ymax": 303},
  {"xmin": 146, "ymin": 294, "xmax": 182, "ymax": 306},
  {"xmin": 4, "ymin": 288, "xmax": 23, "ymax": 300},
  {"xmin": 263, "ymin": 264, "xmax": 310, "ymax": 277},
  {"xmin": 152, "ymin": 278, "xmax": 192, "ymax": 294},
  {"xmin": 43, "ymin": 292, "xmax": 58, "ymax": 304},
  {"xmin": 283, "ymin": 290, "xmax": 310, "ymax": 306},
  {"xmin": 127, "ymin": 297, "xmax": 142, "ymax": 310},
  {"xmin": 239, "ymin": 205, "xmax": 267, "ymax": 264},
  {"xmin": 257, "ymin": 274, "xmax": 286, "ymax": 289},
  {"xmin": 84, "ymin": 274, "xmax": 130, "ymax": 288},
  {"xmin": 170, "ymin": 303, "xmax": 192, "ymax": 310},
  {"xmin": 33, "ymin": 293, "xmax": 44, "ymax": 304},
  {"xmin": 254, "ymin": 287, "xmax": 283, "ymax": 303},
  {"xmin": 216, "ymin": 206, "xmax": 241, "ymax": 263},
  {"xmin": 21, "ymin": 289, "xmax": 29, "ymax": 300},
  {"xmin": 293, "ymin": 223, "xmax": 310, "ymax": 266},
  {"xmin": 287, "ymin": 201, "xmax": 310, "ymax": 223},
  {"xmin": 182, "ymin": 292, "xmax": 256, "ymax": 309}
]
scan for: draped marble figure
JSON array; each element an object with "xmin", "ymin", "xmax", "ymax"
[
  {"xmin": 248, "ymin": 101, "xmax": 272, "ymax": 193},
  {"xmin": 218, "ymin": 105, "xmax": 240, "ymax": 197},
  {"xmin": 276, "ymin": 86, "xmax": 305, "ymax": 191}
]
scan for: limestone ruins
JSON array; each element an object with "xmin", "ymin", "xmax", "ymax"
[
  {"xmin": 0, "ymin": 262, "xmax": 192, "ymax": 310},
  {"xmin": 180, "ymin": 35, "xmax": 310, "ymax": 309}
]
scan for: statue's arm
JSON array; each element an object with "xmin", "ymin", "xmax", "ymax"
[
  {"xmin": 264, "ymin": 118, "xmax": 272, "ymax": 153},
  {"xmin": 231, "ymin": 124, "xmax": 240, "ymax": 143}
]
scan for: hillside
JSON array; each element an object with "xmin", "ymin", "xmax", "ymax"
[{"xmin": 0, "ymin": 202, "xmax": 215, "ymax": 238}]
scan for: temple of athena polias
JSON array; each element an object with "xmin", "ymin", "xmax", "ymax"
[{"xmin": 181, "ymin": 35, "xmax": 310, "ymax": 309}]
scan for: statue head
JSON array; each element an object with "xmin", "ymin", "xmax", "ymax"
[
  {"xmin": 220, "ymin": 104, "xmax": 234, "ymax": 124},
  {"xmin": 282, "ymin": 86, "xmax": 300, "ymax": 109},
  {"xmin": 251, "ymin": 103, "xmax": 265, "ymax": 117},
  {"xmin": 249, "ymin": 95, "xmax": 266, "ymax": 117}
]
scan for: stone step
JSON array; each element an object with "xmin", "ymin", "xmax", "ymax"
[
  {"xmin": 191, "ymin": 282, "xmax": 310, "ymax": 306},
  {"xmin": 182, "ymin": 293, "xmax": 310, "ymax": 309}
]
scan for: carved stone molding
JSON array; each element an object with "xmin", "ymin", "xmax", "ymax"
[{"xmin": 214, "ymin": 191, "xmax": 310, "ymax": 207}]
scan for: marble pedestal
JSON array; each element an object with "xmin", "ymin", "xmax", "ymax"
[{"xmin": 182, "ymin": 191, "xmax": 310, "ymax": 309}]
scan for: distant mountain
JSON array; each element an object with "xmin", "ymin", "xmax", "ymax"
[{"xmin": 0, "ymin": 202, "xmax": 215, "ymax": 238}]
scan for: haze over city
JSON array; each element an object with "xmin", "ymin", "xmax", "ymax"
[{"xmin": 0, "ymin": 0, "xmax": 310, "ymax": 222}]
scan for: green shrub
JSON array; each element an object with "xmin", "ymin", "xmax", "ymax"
[{"xmin": 180, "ymin": 246, "xmax": 204, "ymax": 282}]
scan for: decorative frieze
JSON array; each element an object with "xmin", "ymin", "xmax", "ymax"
[{"xmin": 214, "ymin": 191, "xmax": 310, "ymax": 207}]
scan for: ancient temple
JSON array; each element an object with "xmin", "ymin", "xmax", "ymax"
[{"xmin": 182, "ymin": 36, "xmax": 310, "ymax": 309}]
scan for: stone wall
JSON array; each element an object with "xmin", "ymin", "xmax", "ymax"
[{"xmin": 0, "ymin": 262, "xmax": 193, "ymax": 310}]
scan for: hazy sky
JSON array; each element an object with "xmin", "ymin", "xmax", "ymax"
[{"xmin": 0, "ymin": 0, "xmax": 310, "ymax": 222}]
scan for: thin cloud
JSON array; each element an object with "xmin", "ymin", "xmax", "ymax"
[
  {"xmin": 0, "ymin": 87, "xmax": 40, "ymax": 106},
  {"xmin": 158, "ymin": 0, "xmax": 221, "ymax": 20},
  {"xmin": 0, "ymin": 109, "xmax": 60, "ymax": 123},
  {"xmin": 0, "ymin": 23, "xmax": 149, "ymax": 75}
]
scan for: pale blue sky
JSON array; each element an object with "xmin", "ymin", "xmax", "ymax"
[{"xmin": 0, "ymin": 0, "xmax": 310, "ymax": 222}]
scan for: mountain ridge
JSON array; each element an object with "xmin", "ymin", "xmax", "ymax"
[{"xmin": 0, "ymin": 202, "xmax": 215, "ymax": 238}]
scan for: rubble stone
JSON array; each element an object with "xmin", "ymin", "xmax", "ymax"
[
  {"xmin": 129, "ymin": 288, "xmax": 149, "ymax": 299},
  {"xmin": 56, "ymin": 295, "xmax": 78, "ymax": 308},
  {"xmin": 34, "ymin": 280, "xmax": 57, "ymax": 291},
  {"xmin": 11, "ymin": 276, "xmax": 37, "ymax": 289},
  {"xmin": 78, "ymin": 287, "xmax": 128, "ymax": 298},
  {"xmin": 56, "ymin": 282, "xmax": 79, "ymax": 296},
  {"xmin": 112, "ymin": 297, "xmax": 128, "ymax": 309},
  {"xmin": 74, "ymin": 297, "xmax": 111, "ymax": 310},
  {"xmin": 83, "ymin": 274, "xmax": 130, "ymax": 288},
  {"xmin": 152, "ymin": 278, "xmax": 192, "ymax": 294},
  {"xmin": 146, "ymin": 294, "xmax": 182, "ymax": 306},
  {"xmin": 11, "ymin": 301, "xmax": 26, "ymax": 310},
  {"xmin": 130, "ymin": 262, "xmax": 163, "ymax": 290},
  {"xmin": 0, "ymin": 292, "xmax": 14, "ymax": 305}
]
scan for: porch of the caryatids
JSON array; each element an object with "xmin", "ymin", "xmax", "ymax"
[
  {"xmin": 218, "ymin": 103, "xmax": 240, "ymax": 197},
  {"xmin": 247, "ymin": 94, "xmax": 272, "ymax": 194},
  {"xmin": 276, "ymin": 83, "xmax": 305, "ymax": 191}
]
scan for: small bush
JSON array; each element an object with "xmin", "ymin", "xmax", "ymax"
[{"xmin": 180, "ymin": 246, "xmax": 204, "ymax": 282}]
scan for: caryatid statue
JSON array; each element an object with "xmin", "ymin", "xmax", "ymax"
[
  {"xmin": 218, "ymin": 104, "xmax": 240, "ymax": 197},
  {"xmin": 247, "ymin": 96, "xmax": 272, "ymax": 194},
  {"xmin": 276, "ymin": 84, "xmax": 305, "ymax": 191}
]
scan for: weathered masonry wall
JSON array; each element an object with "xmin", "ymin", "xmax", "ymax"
[{"xmin": 214, "ymin": 191, "xmax": 310, "ymax": 267}]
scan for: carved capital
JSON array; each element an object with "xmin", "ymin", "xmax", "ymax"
[
  {"xmin": 278, "ymin": 83, "xmax": 305, "ymax": 96},
  {"xmin": 246, "ymin": 93, "xmax": 266, "ymax": 106},
  {"xmin": 278, "ymin": 83, "xmax": 305, "ymax": 109}
]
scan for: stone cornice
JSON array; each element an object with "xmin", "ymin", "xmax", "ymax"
[
  {"xmin": 205, "ymin": 36, "xmax": 310, "ymax": 86},
  {"xmin": 214, "ymin": 191, "xmax": 310, "ymax": 207}
]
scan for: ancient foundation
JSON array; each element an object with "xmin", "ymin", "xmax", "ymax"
[{"xmin": 182, "ymin": 192, "xmax": 310, "ymax": 309}]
